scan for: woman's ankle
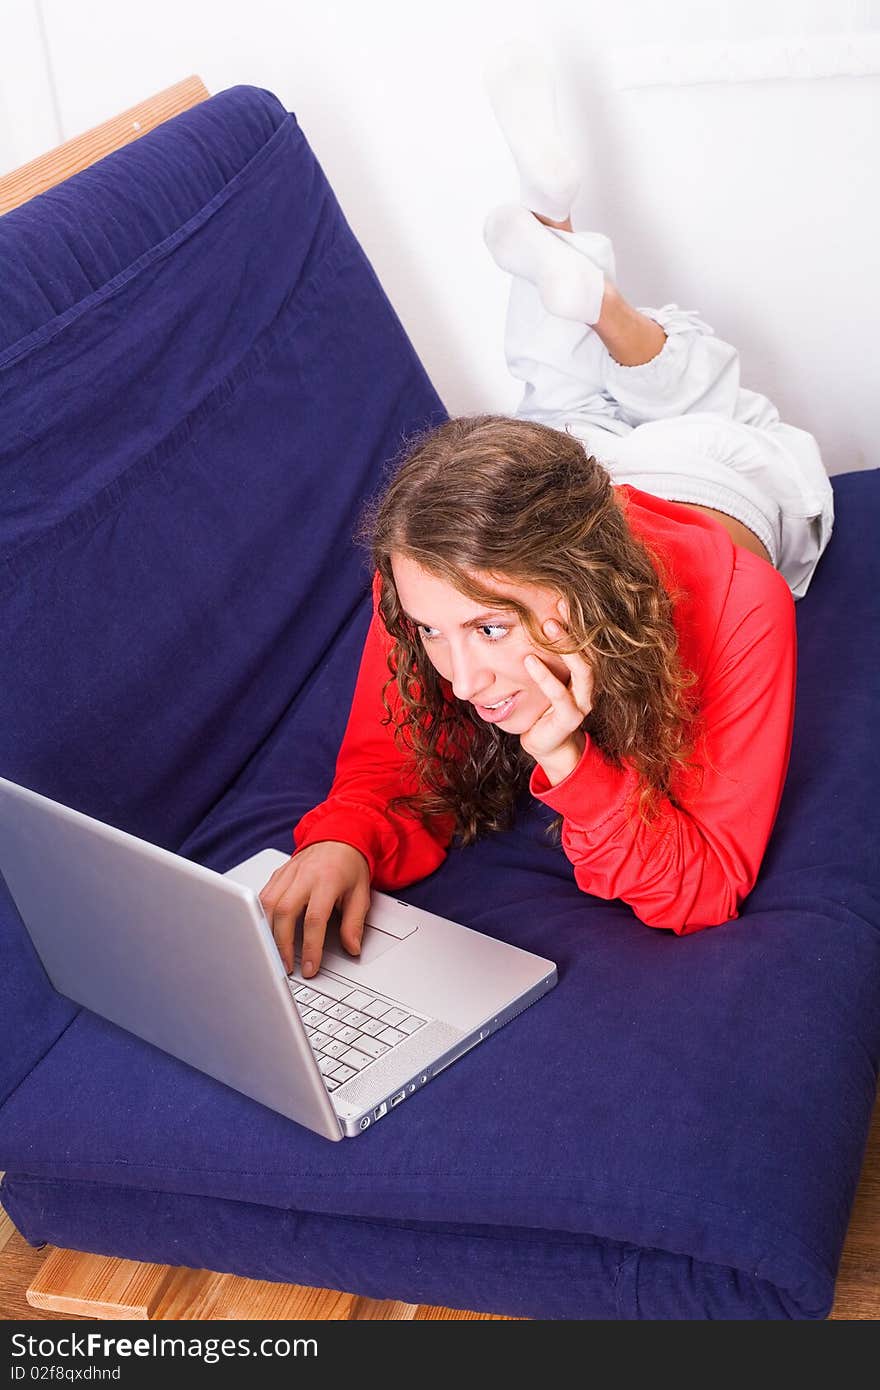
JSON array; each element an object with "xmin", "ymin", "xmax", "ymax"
[
  {"xmin": 594, "ymin": 286, "xmax": 667, "ymax": 366},
  {"xmin": 533, "ymin": 211, "xmax": 573, "ymax": 232}
]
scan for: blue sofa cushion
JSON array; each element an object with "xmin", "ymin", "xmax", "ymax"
[{"xmin": 2, "ymin": 86, "xmax": 879, "ymax": 1320}]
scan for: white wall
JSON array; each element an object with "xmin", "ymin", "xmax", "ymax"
[
  {"xmin": 3, "ymin": 0, "xmax": 878, "ymax": 474},
  {"xmin": 0, "ymin": 0, "xmax": 61, "ymax": 169}
]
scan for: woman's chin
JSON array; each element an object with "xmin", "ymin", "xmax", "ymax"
[{"xmin": 496, "ymin": 696, "xmax": 540, "ymax": 731}]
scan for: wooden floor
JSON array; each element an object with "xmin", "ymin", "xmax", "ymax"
[{"xmin": 1, "ymin": 1092, "xmax": 878, "ymax": 1320}]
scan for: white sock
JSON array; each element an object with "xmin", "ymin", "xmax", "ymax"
[
  {"xmin": 484, "ymin": 203, "xmax": 607, "ymax": 325},
  {"xmin": 483, "ymin": 39, "xmax": 581, "ymax": 222}
]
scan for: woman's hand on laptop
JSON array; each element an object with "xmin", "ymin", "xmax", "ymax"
[{"xmin": 258, "ymin": 841, "xmax": 371, "ymax": 979}]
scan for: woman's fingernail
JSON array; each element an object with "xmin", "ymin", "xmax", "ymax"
[
  {"xmin": 303, "ymin": 960, "xmax": 314, "ymax": 977},
  {"xmin": 544, "ymin": 620, "xmax": 559, "ymax": 635}
]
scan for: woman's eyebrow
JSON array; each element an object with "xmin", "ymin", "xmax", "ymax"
[{"xmin": 403, "ymin": 607, "xmax": 517, "ymax": 629}]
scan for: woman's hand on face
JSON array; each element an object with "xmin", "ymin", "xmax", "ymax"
[{"xmin": 518, "ymin": 597, "xmax": 595, "ymax": 766}]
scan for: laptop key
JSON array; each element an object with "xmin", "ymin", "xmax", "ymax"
[
  {"xmin": 315, "ymin": 1017, "xmax": 344, "ymax": 1037},
  {"xmin": 359, "ymin": 1018, "xmax": 386, "ymax": 1037},
  {"xmin": 381, "ymin": 1008, "xmax": 409, "ymax": 1028},
  {"xmin": 353, "ymin": 1035, "xmax": 389, "ymax": 1059},
  {"xmin": 334, "ymin": 1025, "xmax": 360, "ymax": 1045},
  {"xmin": 331, "ymin": 1064, "xmax": 356, "ymax": 1083},
  {"xmin": 398, "ymin": 1016, "xmax": 426, "ymax": 1034},
  {"xmin": 377, "ymin": 1026, "xmax": 404, "ymax": 1046},
  {"xmin": 364, "ymin": 999, "xmax": 391, "ymax": 1019},
  {"xmin": 322, "ymin": 1038, "xmax": 349, "ymax": 1059},
  {"xmin": 340, "ymin": 1048, "xmax": 372, "ymax": 1071},
  {"xmin": 317, "ymin": 1054, "xmax": 340, "ymax": 1076},
  {"xmin": 341, "ymin": 1008, "xmax": 369, "ymax": 1027},
  {"xmin": 304, "ymin": 975, "xmax": 352, "ymax": 1002},
  {"xmin": 325, "ymin": 1077, "xmax": 340, "ymax": 1091},
  {"xmin": 342, "ymin": 990, "xmax": 373, "ymax": 1011}
]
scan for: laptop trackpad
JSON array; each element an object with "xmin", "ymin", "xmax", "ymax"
[{"xmin": 305, "ymin": 910, "xmax": 411, "ymax": 970}]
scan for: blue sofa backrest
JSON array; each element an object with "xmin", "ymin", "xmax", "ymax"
[
  {"xmin": 0, "ymin": 84, "xmax": 445, "ymax": 848},
  {"xmin": 0, "ymin": 84, "xmax": 445, "ymax": 1103}
]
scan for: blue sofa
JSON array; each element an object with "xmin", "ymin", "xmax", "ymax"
[{"xmin": 1, "ymin": 84, "xmax": 879, "ymax": 1321}]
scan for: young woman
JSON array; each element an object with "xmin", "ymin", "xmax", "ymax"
[{"xmin": 260, "ymin": 44, "xmax": 833, "ymax": 978}]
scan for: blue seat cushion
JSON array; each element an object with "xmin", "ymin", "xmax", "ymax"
[{"xmin": 3, "ymin": 470, "xmax": 880, "ymax": 1319}]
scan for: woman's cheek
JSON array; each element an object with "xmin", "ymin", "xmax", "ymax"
[{"xmin": 422, "ymin": 649, "xmax": 447, "ymax": 678}]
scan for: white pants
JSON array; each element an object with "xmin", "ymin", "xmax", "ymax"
[{"xmin": 505, "ymin": 229, "xmax": 834, "ymax": 599}]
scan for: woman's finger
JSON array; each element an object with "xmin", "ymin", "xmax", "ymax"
[
  {"xmin": 541, "ymin": 619, "xmax": 594, "ymax": 714},
  {"xmin": 520, "ymin": 653, "xmax": 586, "ymax": 761},
  {"xmin": 524, "ymin": 652, "xmax": 582, "ymax": 717}
]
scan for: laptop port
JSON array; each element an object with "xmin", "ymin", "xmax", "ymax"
[
  {"xmin": 374, "ymin": 1102, "xmax": 388, "ymax": 1120},
  {"xmin": 390, "ymin": 1090, "xmax": 406, "ymax": 1107}
]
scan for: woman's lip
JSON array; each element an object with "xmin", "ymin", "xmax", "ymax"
[{"xmin": 474, "ymin": 691, "xmax": 521, "ymax": 721}]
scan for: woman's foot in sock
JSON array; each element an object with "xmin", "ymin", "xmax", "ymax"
[
  {"xmin": 483, "ymin": 203, "xmax": 607, "ymax": 325},
  {"xmin": 483, "ymin": 39, "xmax": 581, "ymax": 223}
]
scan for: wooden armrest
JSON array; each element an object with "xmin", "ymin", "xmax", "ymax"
[{"xmin": 0, "ymin": 74, "xmax": 210, "ymax": 216}]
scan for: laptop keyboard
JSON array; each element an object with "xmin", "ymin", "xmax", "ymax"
[{"xmin": 288, "ymin": 973, "xmax": 429, "ymax": 1091}]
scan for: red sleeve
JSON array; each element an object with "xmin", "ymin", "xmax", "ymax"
[
  {"xmin": 529, "ymin": 556, "xmax": 797, "ymax": 933},
  {"xmin": 292, "ymin": 571, "xmax": 456, "ymax": 889}
]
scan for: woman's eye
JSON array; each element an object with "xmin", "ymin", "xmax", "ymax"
[{"xmin": 417, "ymin": 623, "xmax": 510, "ymax": 643}]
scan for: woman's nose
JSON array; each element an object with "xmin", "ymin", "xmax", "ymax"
[{"xmin": 448, "ymin": 647, "xmax": 492, "ymax": 703}]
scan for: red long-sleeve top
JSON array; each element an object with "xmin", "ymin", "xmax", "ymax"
[{"xmin": 293, "ymin": 485, "xmax": 797, "ymax": 934}]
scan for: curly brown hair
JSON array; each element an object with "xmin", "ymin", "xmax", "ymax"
[{"xmin": 353, "ymin": 414, "xmax": 704, "ymax": 848}]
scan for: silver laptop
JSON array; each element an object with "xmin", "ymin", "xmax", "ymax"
[{"xmin": 0, "ymin": 775, "xmax": 556, "ymax": 1140}]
